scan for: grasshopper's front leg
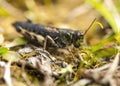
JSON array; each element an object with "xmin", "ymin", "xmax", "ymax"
[{"xmin": 43, "ymin": 35, "xmax": 58, "ymax": 50}]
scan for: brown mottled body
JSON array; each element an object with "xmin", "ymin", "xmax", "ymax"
[{"xmin": 13, "ymin": 21, "xmax": 84, "ymax": 48}]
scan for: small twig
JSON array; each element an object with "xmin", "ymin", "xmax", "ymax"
[{"xmin": 21, "ymin": 62, "xmax": 34, "ymax": 86}]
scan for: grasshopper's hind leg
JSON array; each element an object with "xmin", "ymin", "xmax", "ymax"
[{"xmin": 43, "ymin": 35, "xmax": 58, "ymax": 50}]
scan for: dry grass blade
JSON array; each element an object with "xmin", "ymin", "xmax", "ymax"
[
  {"xmin": 101, "ymin": 53, "xmax": 120, "ymax": 85},
  {"xmin": 3, "ymin": 61, "xmax": 12, "ymax": 86},
  {"xmin": 67, "ymin": 3, "xmax": 92, "ymax": 21},
  {"xmin": 0, "ymin": 0, "xmax": 25, "ymax": 19},
  {"xmin": 83, "ymin": 53, "xmax": 120, "ymax": 85}
]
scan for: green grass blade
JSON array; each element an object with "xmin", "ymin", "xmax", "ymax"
[{"xmin": 86, "ymin": 0, "xmax": 119, "ymax": 34}]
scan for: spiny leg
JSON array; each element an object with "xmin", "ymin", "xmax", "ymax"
[{"xmin": 43, "ymin": 35, "xmax": 58, "ymax": 50}]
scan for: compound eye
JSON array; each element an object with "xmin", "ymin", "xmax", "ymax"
[
  {"xmin": 75, "ymin": 31, "xmax": 83, "ymax": 39},
  {"xmin": 77, "ymin": 31, "xmax": 82, "ymax": 36}
]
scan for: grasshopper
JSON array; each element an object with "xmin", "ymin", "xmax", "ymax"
[{"xmin": 12, "ymin": 19, "xmax": 96, "ymax": 48}]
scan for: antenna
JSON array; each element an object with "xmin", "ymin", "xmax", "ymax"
[{"xmin": 83, "ymin": 18, "xmax": 96, "ymax": 36}]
